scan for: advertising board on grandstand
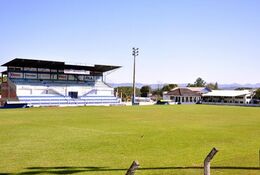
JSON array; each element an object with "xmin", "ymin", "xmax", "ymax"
[
  {"xmin": 8, "ymin": 72, "xmax": 23, "ymax": 79},
  {"xmin": 24, "ymin": 73, "xmax": 37, "ymax": 79},
  {"xmin": 38, "ymin": 74, "xmax": 51, "ymax": 80}
]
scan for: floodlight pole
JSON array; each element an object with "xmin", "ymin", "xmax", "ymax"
[{"xmin": 132, "ymin": 47, "xmax": 139, "ymax": 105}]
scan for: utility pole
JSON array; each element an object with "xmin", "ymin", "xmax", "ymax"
[{"xmin": 132, "ymin": 47, "xmax": 139, "ymax": 105}]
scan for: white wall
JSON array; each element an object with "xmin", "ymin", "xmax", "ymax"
[{"xmin": 15, "ymin": 81, "xmax": 114, "ymax": 97}]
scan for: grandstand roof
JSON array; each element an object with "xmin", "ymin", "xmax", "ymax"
[{"xmin": 2, "ymin": 58, "xmax": 121, "ymax": 72}]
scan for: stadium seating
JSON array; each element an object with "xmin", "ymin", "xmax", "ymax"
[{"xmin": 11, "ymin": 79, "xmax": 120, "ymax": 106}]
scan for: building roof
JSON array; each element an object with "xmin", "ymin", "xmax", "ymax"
[
  {"xmin": 187, "ymin": 87, "xmax": 204, "ymax": 91},
  {"xmin": 202, "ymin": 90, "xmax": 253, "ymax": 97},
  {"xmin": 1, "ymin": 58, "xmax": 121, "ymax": 73},
  {"xmin": 187, "ymin": 87, "xmax": 211, "ymax": 92},
  {"xmin": 166, "ymin": 87, "xmax": 201, "ymax": 96}
]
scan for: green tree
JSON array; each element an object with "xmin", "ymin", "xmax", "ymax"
[
  {"xmin": 150, "ymin": 84, "xmax": 178, "ymax": 100},
  {"xmin": 151, "ymin": 89, "xmax": 162, "ymax": 101},
  {"xmin": 214, "ymin": 82, "xmax": 218, "ymax": 90},
  {"xmin": 169, "ymin": 84, "xmax": 178, "ymax": 89},
  {"xmin": 161, "ymin": 84, "xmax": 178, "ymax": 92},
  {"xmin": 253, "ymin": 88, "xmax": 260, "ymax": 99},
  {"xmin": 206, "ymin": 82, "xmax": 219, "ymax": 90},
  {"xmin": 115, "ymin": 86, "xmax": 140, "ymax": 102},
  {"xmin": 140, "ymin": 85, "xmax": 151, "ymax": 97},
  {"xmin": 235, "ymin": 87, "xmax": 252, "ymax": 90},
  {"xmin": 187, "ymin": 77, "xmax": 206, "ymax": 87},
  {"xmin": 186, "ymin": 83, "xmax": 195, "ymax": 87}
]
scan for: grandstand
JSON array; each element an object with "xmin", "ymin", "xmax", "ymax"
[{"xmin": 0, "ymin": 58, "xmax": 121, "ymax": 107}]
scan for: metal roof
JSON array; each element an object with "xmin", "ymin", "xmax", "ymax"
[
  {"xmin": 187, "ymin": 87, "xmax": 212, "ymax": 93},
  {"xmin": 202, "ymin": 90, "xmax": 252, "ymax": 97},
  {"xmin": 166, "ymin": 87, "xmax": 201, "ymax": 96},
  {"xmin": 1, "ymin": 58, "xmax": 121, "ymax": 72}
]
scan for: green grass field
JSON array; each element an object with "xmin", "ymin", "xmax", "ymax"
[{"xmin": 0, "ymin": 105, "xmax": 260, "ymax": 175}]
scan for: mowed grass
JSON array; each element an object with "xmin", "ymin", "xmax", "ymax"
[{"xmin": 0, "ymin": 105, "xmax": 260, "ymax": 175}]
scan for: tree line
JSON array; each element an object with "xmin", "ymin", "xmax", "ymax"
[
  {"xmin": 114, "ymin": 77, "xmax": 260, "ymax": 102},
  {"xmin": 115, "ymin": 84, "xmax": 177, "ymax": 102},
  {"xmin": 115, "ymin": 77, "xmax": 216, "ymax": 102}
]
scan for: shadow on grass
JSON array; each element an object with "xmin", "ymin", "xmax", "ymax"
[{"xmin": 0, "ymin": 166, "xmax": 260, "ymax": 174}]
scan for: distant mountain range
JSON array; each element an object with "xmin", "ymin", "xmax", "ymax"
[{"xmin": 108, "ymin": 83, "xmax": 260, "ymax": 90}]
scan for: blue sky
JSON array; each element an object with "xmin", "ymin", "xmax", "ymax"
[{"xmin": 0, "ymin": 0, "xmax": 259, "ymax": 84}]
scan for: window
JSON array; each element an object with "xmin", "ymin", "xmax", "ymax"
[
  {"xmin": 85, "ymin": 76, "xmax": 94, "ymax": 81},
  {"xmin": 51, "ymin": 74, "xmax": 57, "ymax": 80},
  {"xmin": 24, "ymin": 67, "xmax": 37, "ymax": 72},
  {"xmin": 8, "ymin": 67, "xmax": 23, "ymax": 71},
  {"xmin": 69, "ymin": 92, "xmax": 78, "ymax": 98},
  {"xmin": 51, "ymin": 69, "xmax": 57, "ymax": 72},
  {"xmin": 38, "ymin": 68, "xmax": 50, "ymax": 72},
  {"xmin": 38, "ymin": 74, "xmax": 50, "ymax": 80},
  {"xmin": 77, "ymin": 75, "xmax": 84, "ymax": 81},
  {"xmin": 68, "ymin": 75, "xmax": 75, "ymax": 81}
]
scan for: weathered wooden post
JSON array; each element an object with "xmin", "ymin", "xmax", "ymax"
[
  {"xmin": 259, "ymin": 149, "xmax": 260, "ymax": 167},
  {"xmin": 204, "ymin": 148, "xmax": 218, "ymax": 175},
  {"xmin": 125, "ymin": 160, "xmax": 139, "ymax": 175}
]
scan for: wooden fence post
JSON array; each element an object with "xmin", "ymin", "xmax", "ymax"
[
  {"xmin": 125, "ymin": 160, "xmax": 139, "ymax": 175},
  {"xmin": 259, "ymin": 149, "xmax": 260, "ymax": 167},
  {"xmin": 204, "ymin": 148, "xmax": 218, "ymax": 175}
]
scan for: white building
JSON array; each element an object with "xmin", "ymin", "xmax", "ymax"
[
  {"xmin": 163, "ymin": 87, "xmax": 203, "ymax": 104},
  {"xmin": 202, "ymin": 90, "xmax": 255, "ymax": 105}
]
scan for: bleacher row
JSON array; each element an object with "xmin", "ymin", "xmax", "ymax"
[{"xmin": 17, "ymin": 95, "xmax": 121, "ymax": 106}]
